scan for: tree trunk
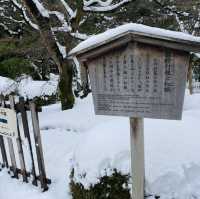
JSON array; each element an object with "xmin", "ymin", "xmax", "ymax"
[
  {"xmin": 59, "ymin": 60, "xmax": 74, "ymax": 110},
  {"xmin": 21, "ymin": 0, "xmax": 75, "ymax": 110}
]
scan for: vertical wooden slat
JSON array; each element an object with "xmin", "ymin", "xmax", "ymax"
[
  {"xmin": 0, "ymin": 136, "xmax": 8, "ymax": 168},
  {"xmin": 7, "ymin": 138, "xmax": 18, "ymax": 178},
  {"xmin": 19, "ymin": 97, "xmax": 37, "ymax": 186},
  {"xmin": 30, "ymin": 101, "xmax": 48, "ymax": 191},
  {"xmin": 0, "ymin": 95, "xmax": 9, "ymax": 168},
  {"xmin": 130, "ymin": 117, "xmax": 145, "ymax": 199},
  {"xmin": 9, "ymin": 96, "xmax": 28, "ymax": 182}
]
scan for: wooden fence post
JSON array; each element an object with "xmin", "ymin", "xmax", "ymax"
[
  {"xmin": 18, "ymin": 97, "xmax": 37, "ymax": 186},
  {"xmin": 130, "ymin": 117, "xmax": 145, "ymax": 199},
  {"xmin": 9, "ymin": 95, "xmax": 28, "ymax": 182},
  {"xmin": 30, "ymin": 101, "xmax": 48, "ymax": 191}
]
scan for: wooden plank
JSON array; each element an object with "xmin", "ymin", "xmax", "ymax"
[
  {"xmin": 30, "ymin": 102, "xmax": 48, "ymax": 191},
  {"xmin": 130, "ymin": 117, "xmax": 144, "ymax": 199},
  {"xmin": 9, "ymin": 96, "xmax": 28, "ymax": 182},
  {"xmin": 18, "ymin": 97, "xmax": 38, "ymax": 186}
]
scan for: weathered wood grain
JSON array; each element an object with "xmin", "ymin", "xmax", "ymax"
[
  {"xmin": 30, "ymin": 102, "xmax": 48, "ymax": 191},
  {"xmin": 88, "ymin": 42, "xmax": 189, "ymax": 120}
]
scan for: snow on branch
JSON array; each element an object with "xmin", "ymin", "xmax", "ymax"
[
  {"xmin": 11, "ymin": 0, "xmax": 39, "ymax": 30},
  {"xmin": 59, "ymin": 0, "xmax": 76, "ymax": 19},
  {"xmin": 84, "ymin": 0, "xmax": 113, "ymax": 7},
  {"xmin": 175, "ymin": 13, "xmax": 188, "ymax": 34},
  {"xmin": 56, "ymin": 41, "xmax": 67, "ymax": 58},
  {"xmin": 49, "ymin": 11, "xmax": 72, "ymax": 33},
  {"xmin": 32, "ymin": 0, "xmax": 49, "ymax": 18},
  {"xmin": 83, "ymin": 0, "xmax": 130, "ymax": 12},
  {"xmin": 70, "ymin": 31, "xmax": 90, "ymax": 40},
  {"xmin": 0, "ymin": 23, "xmax": 19, "ymax": 35},
  {"xmin": 50, "ymin": 29, "xmax": 67, "ymax": 59},
  {"xmin": 192, "ymin": 10, "xmax": 200, "ymax": 36},
  {"xmin": 0, "ymin": 13, "xmax": 25, "ymax": 24},
  {"xmin": 49, "ymin": 11, "xmax": 89, "ymax": 40},
  {"xmin": 153, "ymin": 0, "xmax": 190, "ymax": 34}
]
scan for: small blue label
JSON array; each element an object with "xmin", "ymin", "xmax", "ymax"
[{"xmin": 0, "ymin": 118, "xmax": 8, "ymax": 124}]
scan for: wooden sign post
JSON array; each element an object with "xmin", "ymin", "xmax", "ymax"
[
  {"xmin": 69, "ymin": 24, "xmax": 200, "ymax": 199},
  {"xmin": 130, "ymin": 118, "xmax": 144, "ymax": 199}
]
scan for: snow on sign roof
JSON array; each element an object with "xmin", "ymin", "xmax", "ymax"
[{"xmin": 69, "ymin": 23, "xmax": 200, "ymax": 57}]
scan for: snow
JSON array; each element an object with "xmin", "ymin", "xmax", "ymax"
[
  {"xmin": 84, "ymin": 0, "xmax": 113, "ymax": 7},
  {"xmin": 50, "ymin": 11, "xmax": 71, "ymax": 33},
  {"xmin": 32, "ymin": 0, "xmax": 49, "ymax": 18},
  {"xmin": 0, "ymin": 76, "xmax": 16, "ymax": 95},
  {"xmin": 1, "ymin": 91, "xmax": 200, "ymax": 198},
  {"xmin": 0, "ymin": 75, "xmax": 58, "ymax": 99},
  {"xmin": 196, "ymin": 53, "xmax": 200, "ymax": 58},
  {"xmin": 59, "ymin": 0, "xmax": 76, "ymax": 19},
  {"xmin": 11, "ymin": 0, "xmax": 39, "ymax": 30},
  {"xmin": 56, "ymin": 42, "xmax": 67, "ymax": 59},
  {"xmin": 18, "ymin": 76, "xmax": 58, "ymax": 99},
  {"xmin": 69, "ymin": 23, "xmax": 200, "ymax": 56},
  {"xmin": 192, "ymin": 82, "xmax": 200, "ymax": 94},
  {"xmin": 0, "ymin": 23, "xmax": 19, "ymax": 35},
  {"xmin": 83, "ymin": 0, "xmax": 131, "ymax": 12}
]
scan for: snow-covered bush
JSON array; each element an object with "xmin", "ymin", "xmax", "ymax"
[
  {"xmin": 69, "ymin": 168, "xmax": 131, "ymax": 199},
  {"xmin": 33, "ymin": 94, "xmax": 58, "ymax": 106},
  {"xmin": 0, "ymin": 75, "xmax": 59, "ymax": 105}
]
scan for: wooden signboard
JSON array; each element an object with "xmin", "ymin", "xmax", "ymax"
[
  {"xmin": 88, "ymin": 42, "xmax": 189, "ymax": 120},
  {"xmin": 0, "ymin": 107, "xmax": 18, "ymax": 138}
]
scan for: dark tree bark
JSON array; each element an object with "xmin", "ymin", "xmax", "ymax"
[{"xmin": 59, "ymin": 60, "xmax": 74, "ymax": 110}]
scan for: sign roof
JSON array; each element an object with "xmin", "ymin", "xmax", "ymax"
[{"xmin": 69, "ymin": 23, "xmax": 200, "ymax": 57}]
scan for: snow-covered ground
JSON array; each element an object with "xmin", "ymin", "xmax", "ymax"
[{"xmin": 0, "ymin": 91, "xmax": 200, "ymax": 199}]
